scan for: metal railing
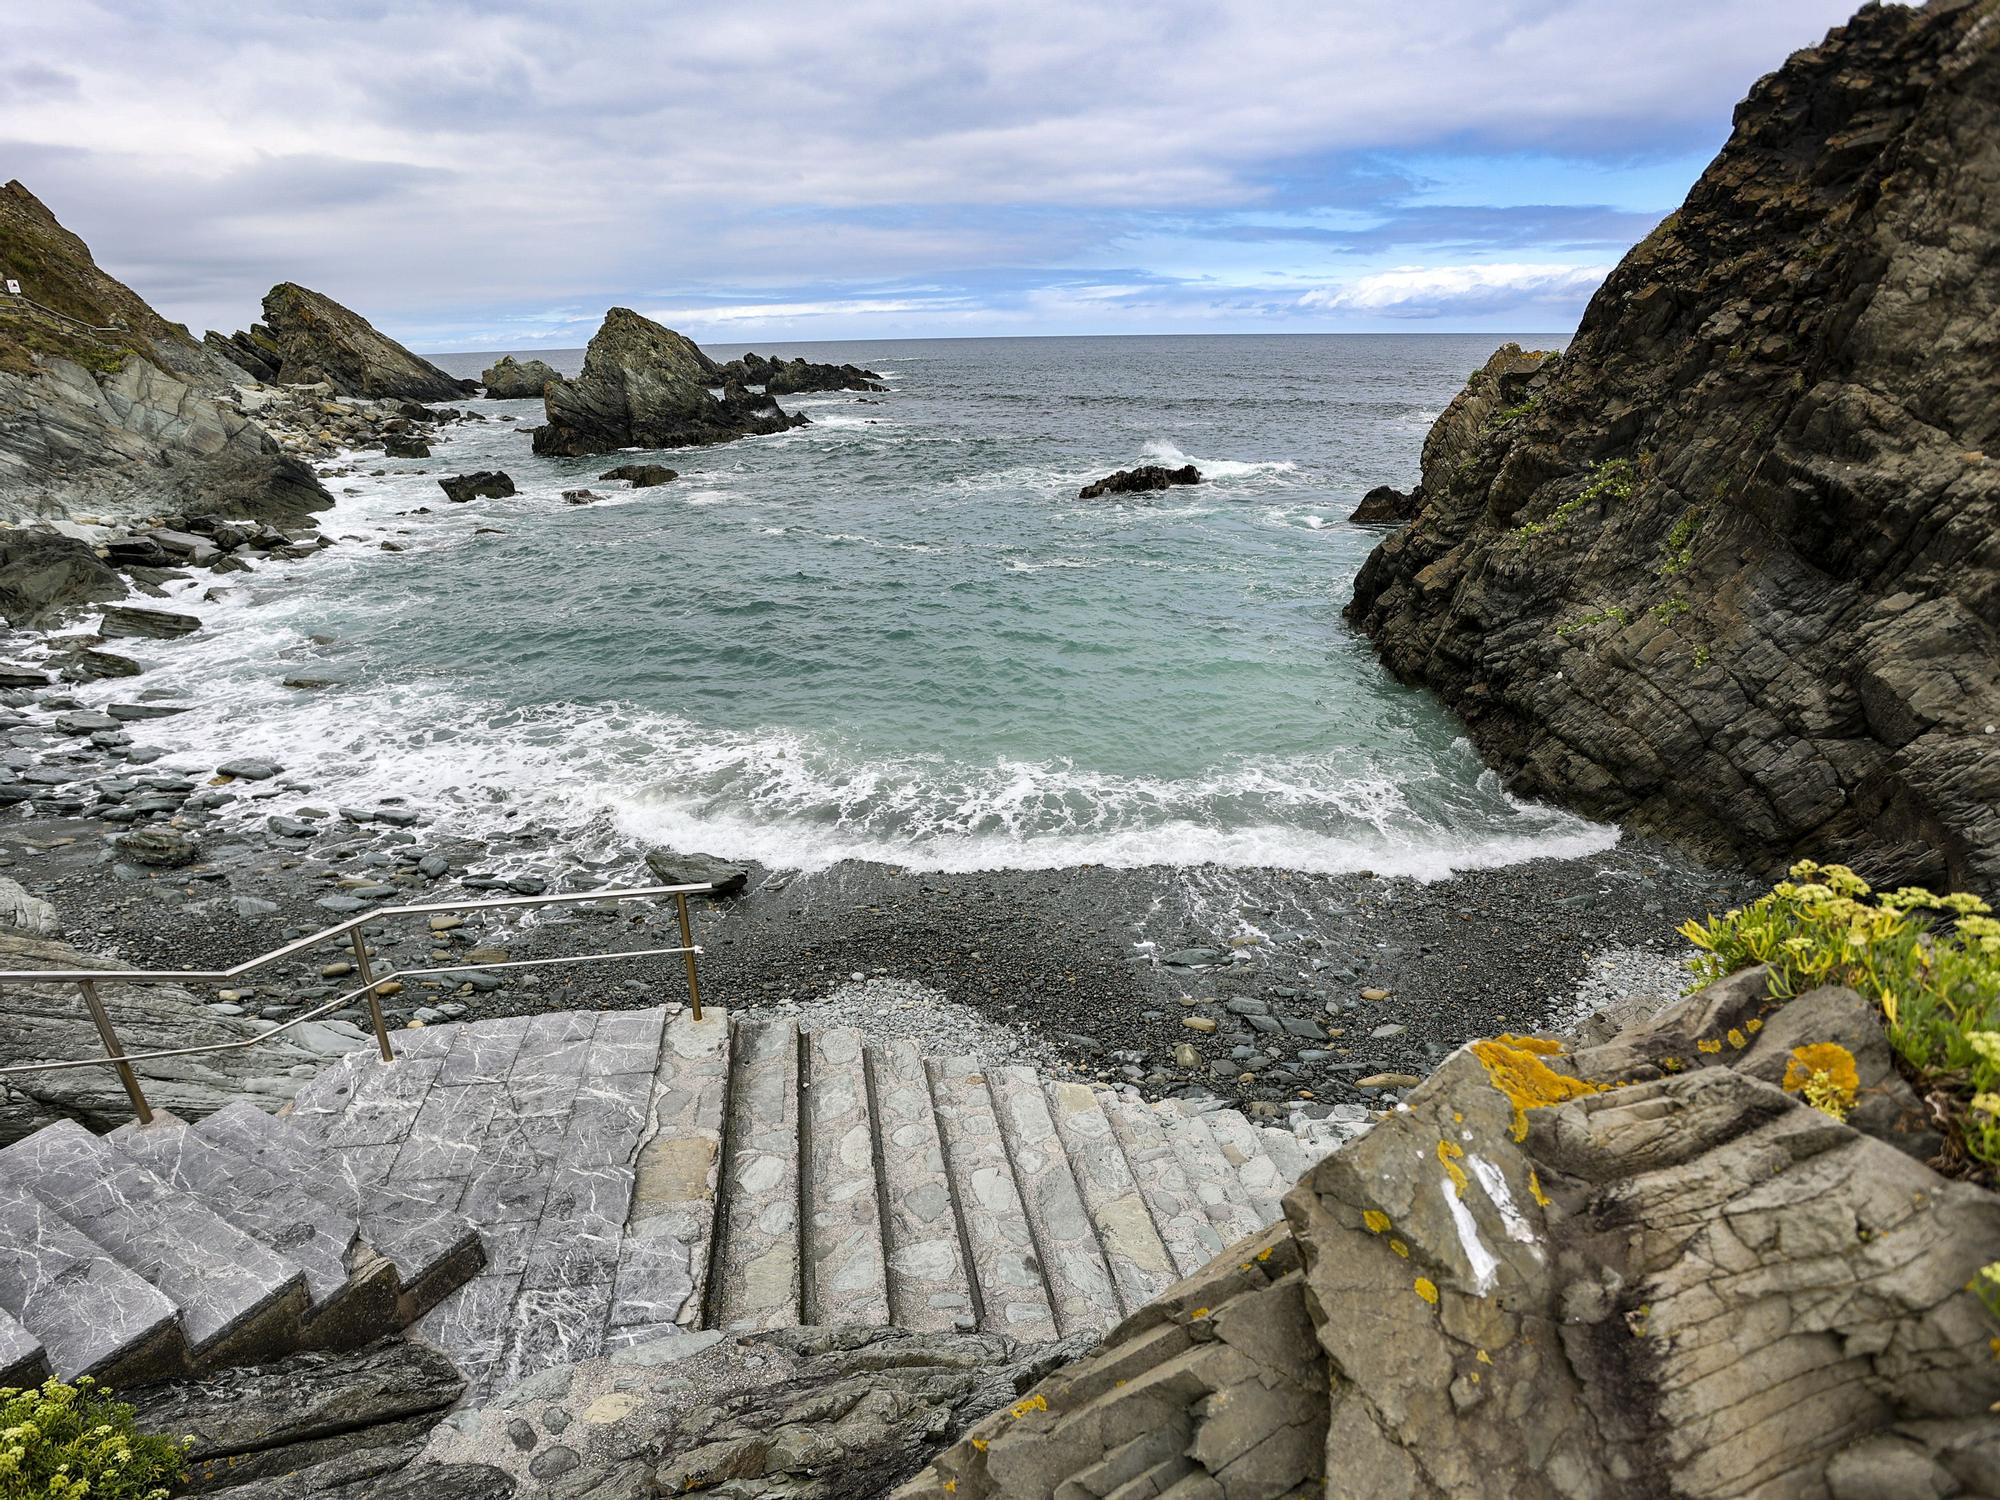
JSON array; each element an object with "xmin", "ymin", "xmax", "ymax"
[{"xmin": 0, "ymin": 882, "xmax": 714, "ymax": 1126}]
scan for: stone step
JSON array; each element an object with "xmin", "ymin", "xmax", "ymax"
[
  {"xmin": 0, "ymin": 1185, "xmax": 180, "ymax": 1383},
  {"xmin": 0, "ymin": 1304, "xmax": 48, "ymax": 1388},
  {"xmin": 1256, "ymin": 1123, "xmax": 1312, "ymax": 1191},
  {"xmin": 1192, "ymin": 1106, "xmax": 1288, "ymax": 1224},
  {"xmin": 0, "ymin": 1120, "xmax": 308, "ymax": 1364},
  {"xmin": 712, "ymin": 1019, "xmax": 802, "ymax": 1331},
  {"xmin": 868, "ymin": 1038, "xmax": 975, "ymax": 1332},
  {"xmin": 928, "ymin": 1055, "xmax": 1058, "ymax": 1342},
  {"xmin": 987, "ymin": 1065, "xmax": 1122, "ymax": 1337},
  {"xmin": 611, "ymin": 1004, "xmax": 730, "ymax": 1350},
  {"xmin": 1042, "ymin": 1080, "xmax": 1177, "ymax": 1314},
  {"xmin": 109, "ymin": 1113, "xmax": 357, "ymax": 1309},
  {"xmin": 1095, "ymin": 1091, "xmax": 1221, "ymax": 1277},
  {"xmin": 803, "ymin": 1027, "xmax": 890, "ymax": 1325},
  {"xmin": 1153, "ymin": 1102, "xmax": 1266, "ymax": 1250}
]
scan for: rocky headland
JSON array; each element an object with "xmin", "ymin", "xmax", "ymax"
[
  {"xmin": 1347, "ymin": 0, "xmax": 1999, "ymax": 896},
  {"xmin": 531, "ymin": 308, "xmax": 808, "ymax": 457},
  {"xmin": 207, "ymin": 283, "xmax": 473, "ymax": 402}
]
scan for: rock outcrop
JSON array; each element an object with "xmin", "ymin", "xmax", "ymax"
[
  {"xmin": 477, "ymin": 355, "xmax": 558, "ymax": 399},
  {"xmin": 1078, "ymin": 463, "xmax": 1201, "ymax": 500},
  {"xmin": 209, "ymin": 283, "xmax": 469, "ymax": 403},
  {"xmin": 598, "ymin": 462, "xmax": 677, "ymax": 488},
  {"xmin": 1346, "ymin": 1, "xmax": 2000, "ymax": 894},
  {"xmin": 0, "ymin": 528, "xmax": 122, "ymax": 625},
  {"xmin": 1348, "ymin": 483, "xmax": 1420, "ymax": 523},
  {"xmin": 439, "ymin": 471, "xmax": 516, "ymax": 504},
  {"xmin": 530, "ymin": 308, "xmax": 806, "ymax": 457},
  {"xmin": 713, "ymin": 350, "xmax": 886, "ymax": 394},
  {"xmin": 0, "ymin": 183, "xmax": 332, "ymax": 527},
  {"xmin": 899, "ymin": 970, "xmax": 2000, "ymax": 1500}
]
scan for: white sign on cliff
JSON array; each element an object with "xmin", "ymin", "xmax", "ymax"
[{"xmin": 2, "ymin": 281, "xmax": 18, "ymax": 296}]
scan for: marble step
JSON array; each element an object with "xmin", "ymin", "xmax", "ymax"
[
  {"xmin": 712, "ymin": 1018, "xmax": 802, "ymax": 1331},
  {"xmin": 1095, "ymin": 1091, "xmax": 1223, "ymax": 1278},
  {"xmin": 1155, "ymin": 1102, "xmax": 1269, "ymax": 1248},
  {"xmin": 869, "ymin": 1038, "xmax": 976, "ymax": 1331},
  {"xmin": 0, "ymin": 1120, "xmax": 309, "ymax": 1366},
  {"xmin": 987, "ymin": 1065, "xmax": 1122, "ymax": 1337},
  {"xmin": 0, "ymin": 1185, "xmax": 180, "ymax": 1384},
  {"xmin": 804, "ymin": 1027, "xmax": 890, "ymax": 1325},
  {"xmin": 928, "ymin": 1055, "xmax": 1058, "ymax": 1342},
  {"xmin": 0, "ymin": 1305, "xmax": 48, "ymax": 1388},
  {"xmin": 1043, "ymin": 1080, "xmax": 1177, "ymax": 1314}
]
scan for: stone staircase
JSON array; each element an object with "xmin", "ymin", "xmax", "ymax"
[{"xmin": 0, "ymin": 1003, "xmax": 1337, "ymax": 1404}]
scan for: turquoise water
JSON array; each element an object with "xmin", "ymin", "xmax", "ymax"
[{"xmin": 123, "ymin": 333, "xmax": 1613, "ymax": 875}]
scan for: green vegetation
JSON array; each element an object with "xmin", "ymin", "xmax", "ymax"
[
  {"xmin": 1652, "ymin": 597, "xmax": 1689, "ymax": 622},
  {"xmin": 1681, "ymin": 860, "xmax": 2000, "ymax": 1178},
  {"xmin": 0, "ymin": 1377, "xmax": 190, "ymax": 1499},
  {"xmin": 1555, "ymin": 604, "xmax": 1631, "ymax": 639},
  {"xmin": 1657, "ymin": 509, "xmax": 1704, "ymax": 579},
  {"xmin": 1693, "ymin": 644, "xmax": 1711, "ymax": 668},
  {"xmin": 1512, "ymin": 458, "xmax": 1636, "ymax": 542},
  {"xmin": 1488, "ymin": 396, "xmax": 1537, "ymax": 430}
]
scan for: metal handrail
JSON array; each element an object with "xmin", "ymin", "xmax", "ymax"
[{"xmin": 0, "ymin": 882, "xmax": 715, "ymax": 1126}]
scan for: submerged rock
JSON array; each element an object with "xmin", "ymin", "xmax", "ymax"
[
  {"xmin": 209, "ymin": 283, "xmax": 470, "ymax": 403},
  {"xmin": 530, "ymin": 307, "xmax": 806, "ymax": 458},
  {"xmin": 478, "ymin": 354, "xmax": 559, "ymax": 399},
  {"xmin": 1346, "ymin": 0, "xmax": 2000, "ymax": 894},
  {"xmin": 438, "ymin": 470, "xmax": 516, "ymax": 503},
  {"xmin": 1077, "ymin": 463, "xmax": 1200, "ymax": 500}
]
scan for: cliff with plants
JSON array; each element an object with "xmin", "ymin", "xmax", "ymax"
[{"xmin": 1347, "ymin": 0, "xmax": 1999, "ymax": 896}]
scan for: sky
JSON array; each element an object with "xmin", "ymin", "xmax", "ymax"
[{"xmin": 1, "ymin": 0, "xmax": 1869, "ymax": 351}]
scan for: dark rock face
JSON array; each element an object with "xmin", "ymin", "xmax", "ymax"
[
  {"xmin": 905, "ymin": 973, "xmax": 2000, "ymax": 1500},
  {"xmin": 0, "ymin": 183, "xmax": 331, "ymax": 528},
  {"xmin": 1077, "ymin": 463, "xmax": 1200, "ymax": 500},
  {"xmin": 478, "ymin": 355, "xmax": 559, "ymax": 399},
  {"xmin": 598, "ymin": 463, "xmax": 678, "ymax": 488},
  {"xmin": 1348, "ymin": 483, "xmax": 1421, "ymax": 523},
  {"xmin": 211, "ymin": 284, "xmax": 468, "ymax": 402},
  {"xmin": 438, "ymin": 471, "xmax": 516, "ymax": 503},
  {"xmin": 713, "ymin": 350, "xmax": 886, "ymax": 394},
  {"xmin": 1347, "ymin": 2, "xmax": 2000, "ymax": 895},
  {"xmin": 643, "ymin": 848, "xmax": 749, "ymax": 897},
  {"xmin": 382, "ymin": 434, "xmax": 430, "ymax": 458},
  {"xmin": 0, "ymin": 529, "xmax": 122, "ymax": 625},
  {"xmin": 99, "ymin": 603, "xmax": 200, "ymax": 640},
  {"xmin": 530, "ymin": 308, "xmax": 806, "ymax": 457}
]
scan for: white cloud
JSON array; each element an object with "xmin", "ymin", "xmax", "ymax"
[{"xmin": 1299, "ymin": 262, "xmax": 1612, "ymax": 318}]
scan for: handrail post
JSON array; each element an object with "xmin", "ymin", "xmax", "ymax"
[
  {"xmin": 78, "ymin": 978, "xmax": 152, "ymax": 1126},
  {"xmin": 675, "ymin": 892, "xmax": 703, "ymax": 1022},
  {"xmin": 350, "ymin": 930, "xmax": 397, "ymax": 1063}
]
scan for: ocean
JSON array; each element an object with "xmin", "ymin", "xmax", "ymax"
[{"xmin": 122, "ymin": 332, "xmax": 1612, "ymax": 877}]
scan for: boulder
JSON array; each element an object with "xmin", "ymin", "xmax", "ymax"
[
  {"xmin": 1346, "ymin": 0, "xmax": 2000, "ymax": 895},
  {"xmin": 562, "ymin": 489, "xmax": 599, "ymax": 505},
  {"xmin": 1348, "ymin": 483, "xmax": 1420, "ymax": 523},
  {"xmin": 0, "ymin": 529, "xmax": 123, "ymax": 625},
  {"xmin": 113, "ymin": 825, "xmax": 200, "ymax": 867},
  {"xmin": 98, "ymin": 603, "xmax": 200, "ymax": 640},
  {"xmin": 478, "ymin": 355, "xmax": 559, "ymax": 399},
  {"xmin": 598, "ymin": 463, "xmax": 678, "ymax": 488},
  {"xmin": 438, "ymin": 471, "xmax": 515, "ymax": 503},
  {"xmin": 530, "ymin": 307, "xmax": 806, "ymax": 458},
  {"xmin": 643, "ymin": 849, "xmax": 749, "ymax": 897},
  {"xmin": 0, "ymin": 877, "xmax": 59, "ymax": 937},
  {"xmin": 1077, "ymin": 463, "xmax": 1200, "ymax": 500},
  {"xmin": 210, "ymin": 283, "xmax": 467, "ymax": 402},
  {"xmin": 901, "ymin": 973, "xmax": 2000, "ymax": 1500},
  {"xmin": 383, "ymin": 435, "xmax": 430, "ymax": 459}
]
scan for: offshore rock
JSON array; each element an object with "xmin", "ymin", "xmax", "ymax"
[
  {"xmin": 479, "ymin": 355, "xmax": 559, "ymax": 399},
  {"xmin": 1078, "ymin": 463, "xmax": 1200, "ymax": 500},
  {"xmin": 0, "ymin": 182, "xmax": 331, "ymax": 528},
  {"xmin": 598, "ymin": 462, "xmax": 677, "ymax": 487},
  {"xmin": 439, "ymin": 471, "xmax": 516, "ymax": 504},
  {"xmin": 1348, "ymin": 483, "xmax": 1420, "ymax": 523},
  {"xmin": 713, "ymin": 349, "xmax": 887, "ymax": 394},
  {"xmin": 211, "ymin": 283, "xmax": 469, "ymax": 403},
  {"xmin": 1346, "ymin": 1, "xmax": 2000, "ymax": 894},
  {"xmin": 901, "ymin": 973, "xmax": 2000, "ymax": 1500},
  {"xmin": 530, "ymin": 308, "xmax": 806, "ymax": 457}
]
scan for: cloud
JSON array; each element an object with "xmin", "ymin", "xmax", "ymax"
[{"xmin": 1299, "ymin": 262, "xmax": 1613, "ymax": 319}]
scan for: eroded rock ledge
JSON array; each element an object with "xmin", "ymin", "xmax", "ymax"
[{"xmin": 1346, "ymin": 0, "xmax": 2000, "ymax": 895}]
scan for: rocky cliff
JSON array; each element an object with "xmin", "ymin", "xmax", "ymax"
[
  {"xmin": 208, "ymin": 283, "xmax": 469, "ymax": 402},
  {"xmin": 531, "ymin": 307, "xmax": 806, "ymax": 457},
  {"xmin": 1347, "ymin": 0, "xmax": 2000, "ymax": 895},
  {"xmin": 0, "ymin": 182, "xmax": 330, "ymax": 526}
]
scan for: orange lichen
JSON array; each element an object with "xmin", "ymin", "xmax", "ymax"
[
  {"xmin": 1468, "ymin": 1034, "xmax": 1609, "ymax": 1141},
  {"xmin": 1414, "ymin": 1277, "xmax": 1439, "ymax": 1305},
  {"xmin": 1782, "ymin": 1042, "xmax": 1860, "ymax": 1120},
  {"xmin": 1362, "ymin": 1209, "xmax": 1391, "ymax": 1234},
  {"xmin": 1255, "ymin": 1245, "xmax": 1274, "ymax": 1262},
  {"xmin": 1437, "ymin": 1140, "xmax": 1469, "ymax": 1197}
]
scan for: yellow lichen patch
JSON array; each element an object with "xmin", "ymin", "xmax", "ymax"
[
  {"xmin": 1362, "ymin": 1209, "xmax": 1391, "ymax": 1234},
  {"xmin": 1009, "ymin": 1394, "xmax": 1048, "ymax": 1420},
  {"xmin": 1389, "ymin": 1238, "xmax": 1410, "ymax": 1259},
  {"xmin": 1661, "ymin": 1056, "xmax": 1684, "ymax": 1072},
  {"xmin": 1190, "ymin": 1307, "xmax": 1211, "ymax": 1320},
  {"xmin": 1697, "ymin": 1038, "xmax": 1723, "ymax": 1055},
  {"xmin": 1782, "ymin": 1042, "xmax": 1860, "ymax": 1121},
  {"xmin": 1255, "ymin": 1245, "xmax": 1274, "ymax": 1262},
  {"xmin": 1527, "ymin": 1169, "xmax": 1551, "ymax": 1208},
  {"xmin": 971, "ymin": 1438, "xmax": 989, "ymax": 1452},
  {"xmin": 1437, "ymin": 1140, "xmax": 1469, "ymax": 1197},
  {"xmin": 1475, "ymin": 1349, "xmax": 1492, "ymax": 1365},
  {"xmin": 1468, "ymin": 1034, "xmax": 1608, "ymax": 1141},
  {"xmin": 1745, "ymin": 1017, "xmax": 1763, "ymax": 1033},
  {"xmin": 1414, "ymin": 1277, "xmax": 1439, "ymax": 1305},
  {"xmin": 1726, "ymin": 1027, "xmax": 1747, "ymax": 1049},
  {"xmin": 944, "ymin": 1481, "xmax": 957, "ymax": 1494}
]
